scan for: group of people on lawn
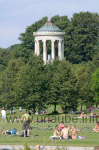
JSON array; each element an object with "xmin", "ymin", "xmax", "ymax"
[
  {"xmin": 0, "ymin": 110, "xmax": 30, "ymax": 137},
  {"xmin": 52, "ymin": 121, "xmax": 99, "ymax": 140},
  {"xmin": 0, "ymin": 109, "xmax": 99, "ymax": 138},
  {"xmin": 52, "ymin": 122, "xmax": 77, "ymax": 140},
  {"xmin": 80, "ymin": 111, "xmax": 98, "ymax": 118}
]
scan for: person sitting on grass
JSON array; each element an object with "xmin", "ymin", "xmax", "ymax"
[
  {"xmin": 80, "ymin": 112, "xmax": 85, "ymax": 118},
  {"xmin": 90, "ymin": 112, "xmax": 95, "ymax": 118},
  {"xmin": 58, "ymin": 121, "xmax": 65, "ymax": 131},
  {"xmin": 61, "ymin": 125, "xmax": 70, "ymax": 139},
  {"xmin": 71, "ymin": 126, "xmax": 77, "ymax": 139},
  {"xmin": 50, "ymin": 125, "xmax": 60, "ymax": 140},
  {"xmin": 53, "ymin": 125, "xmax": 60, "ymax": 138},
  {"xmin": 93, "ymin": 122, "xmax": 99, "ymax": 132},
  {"xmin": 1, "ymin": 127, "xmax": 6, "ymax": 135}
]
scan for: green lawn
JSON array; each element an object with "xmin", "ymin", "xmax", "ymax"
[{"xmin": 0, "ymin": 110, "xmax": 99, "ymax": 147}]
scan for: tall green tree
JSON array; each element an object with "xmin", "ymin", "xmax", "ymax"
[
  {"xmin": 0, "ymin": 48, "xmax": 10, "ymax": 72},
  {"xmin": 8, "ymin": 44, "xmax": 22, "ymax": 60},
  {"xmin": 0, "ymin": 58, "xmax": 24, "ymax": 108},
  {"xmin": 65, "ymin": 12, "xmax": 99, "ymax": 63},
  {"xmin": 58, "ymin": 61, "xmax": 78, "ymax": 112},
  {"xmin": 91, "ymin": 68, "xmax": 99, "ymax": 106},
  {"xmin": 47, "ymin": 60, "xmax": 60, "ymax": 112},
  {"xmin": 16, "ymin": 54, "xmax": 47, "ymax": 111},
  {"xmin": 76, "ymin": 65, "xmax": 94, "ymax": 110},
  {"xmin": 50, "ymin": 60, "xmax": 78, "ymax": 112}
]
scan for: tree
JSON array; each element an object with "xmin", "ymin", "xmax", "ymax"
[
  {"xmin": 8, "ymin": 44, "xmax": 22, "ymax": 60},
  {"xmin": 92, "ymin": 52, "xmax": 99, "ymax": 69},
  {"xmin": 51, "ymin": 15, "xmax": 70, "ymax": 31},
  {"xmin": 76, "ymin": 65, "xmax": 94, "ymax": 110},
  {"xmin": 50, "ymin": 60, "xmax": 78, "ymax": 113},
  {"xmin": 47, "ymin": 60, "xmax": 60, "ymax": 112},
  {"xmin": 19, "ymin": 12, "xmax": 98, "ymax": 64},
  {"xmin": 65, "ymin": 12, "xmax": 99, "ymax": 63},
  {"xmin": 58, "ymin": 61, "xmax": 78, "ymax": 112},
  {"xmin": 91, "ymin": 68, "xmax": 99, "ymax": 106},
  {"xmin": 16, "ymin": 54, "xmax": 47, "ymax": 111},
  {"xmin": 0, "ymin": 48, "xmax": 10, "ymax": 72},
  {"xmin": 0, "ymin": 58, "xmax": 24, "ymax": 108}
]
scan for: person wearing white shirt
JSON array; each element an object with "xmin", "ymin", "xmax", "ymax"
[
  {"xmin": 1, "ymin": 108, "xmax": 6, "ymax": 121},
  {"xmin": 19, "ymin": 107, "xmax": 22, "ymax": 113}
]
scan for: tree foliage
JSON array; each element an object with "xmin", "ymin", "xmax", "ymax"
[
  {"xmin": 65, "ymin": 12, "xmax": 99, "ymax": 63},
  {"xmin": 75, "ymin": 65, "xmax": 94, "ymax": 109},
  {"xmin": 19, "ymin": 12, "xmax": 99, "ymax": 64},
  {"xmin": 50, "ymin": 60, "xmax": 78, "ymax": 112},
  {"xmin": 91, "ymin": 68, "xmax": 99, "ymax": 103},
  {"xmin": 0, "ymin": 58, "xmax": 24, "ymax": 108},
  {"xmin": 15, "ymin": 54, "xmax": 47, "ymax": 110},
  {"xmin": 0, "ymin": 12, "xmax": 98, "ymax": 111}
]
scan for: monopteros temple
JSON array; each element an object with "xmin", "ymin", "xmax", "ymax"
[{"xmin": 33, "ymin": 19, "xmax": 65, "ymax": 64}]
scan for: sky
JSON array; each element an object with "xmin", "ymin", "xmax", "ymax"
[{"xmin": 0, "ymin": 0, "xmax": 99, "ymax": 48}]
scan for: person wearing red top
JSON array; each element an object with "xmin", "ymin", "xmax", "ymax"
[{"xmin": 58, "ymin": 122, "xmax": 65, "ymax": 131}]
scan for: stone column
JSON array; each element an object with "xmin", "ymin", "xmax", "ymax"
[
  {"xmin": 51, "ymin": 40, "xmax": 55, "ymax": 61},
  {"xmin": 35, "ymin": 40, "xmax": 40, "ymax": 56},
  {"xmin": 34, "ymin": 40, "xmax": 37, "ymax": 56},
  {"xmin": 58, "ymin": 40, "xmax": 62, "ymax": 60},
  {"xmin": 37, "ymin": 40, "xmax": 40, "ymax": 56},
  {"xmin": 62, "ymin": 40, "xmax": 64, "ymax": 59},
  {"xmin": 43, "ymin": 39, "xmax": 47, "ymax": 64}
]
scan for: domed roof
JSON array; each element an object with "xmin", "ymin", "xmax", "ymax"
[{"xmin": 37, "ymin": 19, "xmax": 61, "ymax": 32}]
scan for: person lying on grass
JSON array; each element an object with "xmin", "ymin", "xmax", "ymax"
[
  {"xmin": 1, "ymin": 127, "xmax": 17, "ymax": 135},
  {"xmin": 93, "ymin": 122, "xmax": 99, "ymax": 132},
  {"xmin": 34, "ymin": 117, "xmax": 52, "ymax": 123}
]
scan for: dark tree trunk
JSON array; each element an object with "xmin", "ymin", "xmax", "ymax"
[
  {"xmin": 96, "ymin": 103, "xmax": 98, "ymax": 108},
  {"xmin": 54, "ymin": 104, "xmax": 57, "ymax": 112},
  {"xmin": 81, "ymin": 104, "xmax": 83, "ymax": 111},
  {"xmin": 86, "ymin": 103, "xmax": 88, "ymax": 110},
  {"xmin": 65, "ymin": 106, "xmax": 67, "ymax": 114}
]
